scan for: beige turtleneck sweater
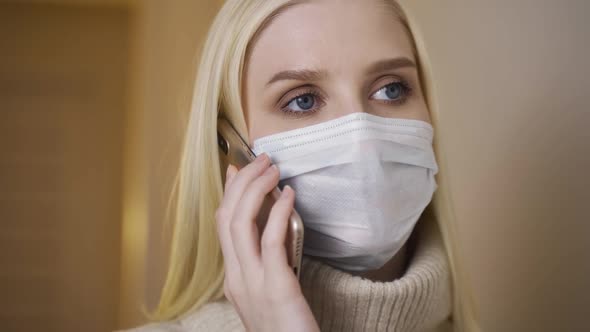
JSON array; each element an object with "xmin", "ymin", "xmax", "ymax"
[{"xmin": 121, "ymin": 219, "xmax": 452, "ymax": 332}]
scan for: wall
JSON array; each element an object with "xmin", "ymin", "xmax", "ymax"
[
  {"xmin": 400, "ymin": 1, "xmax": 590, "ymax": 331},
  {"xmin": 0, "ymin": 0, "xmax": 225, "ymax": 329},
  {"xmin": 118, "ymin": 0, "xmax": 224, "ymax": 328},
  {"xmin": 0, "ymin": 3, "xmax": 128, "ymax": 331}
]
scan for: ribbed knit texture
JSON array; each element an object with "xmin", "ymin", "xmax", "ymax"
[
  {"xmin": 299, "ymin": 219, "xmax": 452, "ymax": 332},
  {"xmin": 118, "ymin": 220, "xmax": 452, "ymax": 332}
]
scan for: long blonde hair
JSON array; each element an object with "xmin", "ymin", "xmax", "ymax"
[{"xmin": 149, "ymin": 0, "xmax": 480, "ymax": 331}]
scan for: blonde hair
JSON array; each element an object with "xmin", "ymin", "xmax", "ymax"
[{"xmin": 149, "ymin": 0, "xmax": 480, "ymax": 331}]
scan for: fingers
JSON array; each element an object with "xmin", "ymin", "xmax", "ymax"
[
  {"xmin": 217, "ymin": 164, "xmax": 316, "ymax": 331},
  {"xmin": 231, "ymin": 164, "xmax": 280, "ymax": 277},
  {"xmin": 215, "ymin": 154, "xmax": 276, "ymax": 300},
  {"xmin": 216, "ymin": 165, "xmax": 241, "ymax": 289},
  {"xmin": 261, "ymin": 186, "xmax": 296, "ymax": 278},
  {"xmin": 217, "ymin": 154, "xmax": 270, "ymax": 274},
  {"xmin": 220, "ymin": 154, "xmax": 271, "ymax": 219},
  {"xmin": 224, "ymin": 164, "xmax": 238, "ymax": 192}
]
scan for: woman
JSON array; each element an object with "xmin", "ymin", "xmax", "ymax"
[{"xmin": 123, "ymin": 0, "xmax": 479, "ymax": 331}]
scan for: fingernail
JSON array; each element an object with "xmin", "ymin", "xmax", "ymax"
[
  {"xmin": 263, "ymin": 164, "xmax": 278, "ymax": 176},
  {"xmin": 226, "ymin": 164, "xmax": 236, "ymax": 180},
  {"xmin": 281, "ymin": 185, "xmax": 293, "ymax": 199},
  {"xmin": 256, "ymin": 153, "xmax": 269, "ymax": 164},
  {"xmin": 226, "ymin": 164, "xmax": 232, "ymax": 178}
]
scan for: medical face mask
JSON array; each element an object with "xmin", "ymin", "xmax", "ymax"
[{"xmin": 252, "ymin": 112, "xmax": 439, "ymax": 272}]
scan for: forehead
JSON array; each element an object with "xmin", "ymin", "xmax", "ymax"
[{"xmin": 246, "ymin": 0, "xmax": 415, "ymax": 81}]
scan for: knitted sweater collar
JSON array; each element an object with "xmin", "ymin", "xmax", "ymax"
[{"xmin": 299, "ymin": 221, "xmax": 452, "ymax": 332}]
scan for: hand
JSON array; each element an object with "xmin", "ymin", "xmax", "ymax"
[{"xmin": 215, "ymin": 154, "xmax": 319, "ymax": 332}]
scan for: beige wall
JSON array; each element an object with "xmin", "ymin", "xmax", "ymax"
[
  {"xmin": 400, "ymin": 1, "xmax": 590, "ymax": 331},
  {"xmin": 118, "ymin": 0, "xmax": 224, "ymax": 328},
  {"xmin": 0, "ymin": 3, "xmax": 128, "ymax": 331}
]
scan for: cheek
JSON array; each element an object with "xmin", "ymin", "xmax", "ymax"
[
  {"xmin": 408, "ymin": 107, "xmax": 432, "ymax": 125},
  {"xmin": 398, "ymin": 94, "xmax": 432, "ymax": 124},
  {"xmin": 247, "ymin": 109, "xmax": 315, "ymax": 143},
  {"xmin": 369, "ymin": 99, "xmax": 432, "ymax": 124},
  {"xmin": 246, "ymin": 112, "xmax": 272, "ymax": 144},
  {"xmin": 422, "ymin": 109, "xmax": 432, "ymax": 125},
  {"xmin": 242, "ymin": 81, "xmax": 270, "ymax": 144},
  {"xmin": 414, "ymin": 101, "xmax": 432, "ymax": 124},
  {"xmin": 244, "ymin": 99, "xmax": 289, "ymax": 144}
]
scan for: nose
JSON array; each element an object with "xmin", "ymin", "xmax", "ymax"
[{"xmin": 329, "ymin": 91, "xmax": 370, "ymax": 119}]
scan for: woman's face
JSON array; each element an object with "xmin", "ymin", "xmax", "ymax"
[{"xmin": 243, "ymin": 0, "xmax": 431, "ymax": 143}]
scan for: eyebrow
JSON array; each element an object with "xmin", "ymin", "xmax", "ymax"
[
  {"xmin": 266, "ymin": 57, "xmax": 416, "ymax": 87},
  {"xmin": 266, "ymin": 68, "xmax": 327, "ymax": 86},
  {"xmin": 365, "ymin": 57, "xmax": 416, "ymax": 76}
]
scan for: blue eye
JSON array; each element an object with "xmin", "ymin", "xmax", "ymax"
[
  {"xmin": 279, "ymin": 88, "xmax": 325, "ymax": 118},
  {"xmin": 285, "ymin": 93, "xmax": 316, "ymax": 112},
  {"xmin": 371, "ymin": 82, "xmax": 409, "ymax": 102}
]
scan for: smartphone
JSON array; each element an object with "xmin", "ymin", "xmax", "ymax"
[{"xmin": 217, "ymin": 117, "xmax": 304, "ymax": 280}]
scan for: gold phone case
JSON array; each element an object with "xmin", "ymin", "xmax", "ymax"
[{"xmin": 217, "ymin": 117, "xmax": 304, "ymax": 280}]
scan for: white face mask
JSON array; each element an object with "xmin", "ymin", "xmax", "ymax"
[{"xmin": 252, "ymin": 112, "xmax": 439, "ymax": 272}]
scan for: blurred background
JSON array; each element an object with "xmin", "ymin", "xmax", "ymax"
[{"xmin": 0, "ymin": 0, "xmax": 588, "ymax": 331}]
